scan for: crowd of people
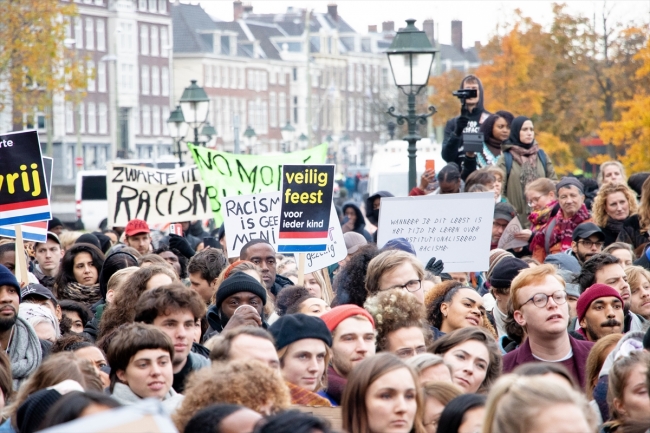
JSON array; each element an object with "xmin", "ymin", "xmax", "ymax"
[{"xmin": 0, "ymin": 73, "xmax": 650, "ymax": 432}]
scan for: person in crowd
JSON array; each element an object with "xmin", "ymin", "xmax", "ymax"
[
  {"xmin": 435, "ymin": 394, "xmax": 486, "ymax": 433},
  {"xmin": 183, "ymin": 404, "xmax": 263, "ymax": 433},
  {"xmin": 187, "ymin": 248, "xmax": 229, "ymax": 304},
  {"xmin": 366, "ymin": 191, "xmax": 394, "ymax": 227},
  {"xmin": 303, "ymin": 269, "xmax": 334, "ymax": 305},
  {"xmin": 60, "ymin": 300, "xmax": 91, "ymax": 333},
  {"xmin": 154, "ymin": 245, "xmax": 188, "ymax": 281},
  {"xmin": 57, "ymin": 231, "xmax": 82, "ymax": 251},
  {"xmin": 425, "ymin": 280, "xmax": 493, "ymax": 339},
  {"xmin": 32, "ymin": 232, "xmax": 63, "ymax": 290},
  {"xmin": 47, "ymin": 217, "xmax": 65, "ymax": 236},
  {"xmin": 487, "ymin": 256, "xmax": 529, "ymax": 339},
  {"xmin": 463, "ymin": 168, "xmax": 496, "ymax": 193},
  {"xmin": 365, "ymin": 250, "xmax": 425, "ymax": 304},
  {"xmin": 421, "ymin": 381, "xmax": 462, "ymax": 433},
  {"xmin": 490, "ymin": 202, "xmax": 519, "ymax": 250},
  {"xmin": 252, "ymin": 410, "xmax": 336, "ymax": 433},
  {"xmin": 503, "ymin": 264, "xmax": 594, "ymax": 388},
  {"xmin": 0, "ymin": 352, "xmax": 13, "ymax": 412},
  {"xmin": 436, "ymin": 163, "xmax": 462, "ymax": 195},
  {"xmin": 557, "ymin": 269, "xmax": 581, "ymax": 320},
  {"xmin": 406, "ymin": 353, "xmax": 452, "ymax": 384},
  {"xmin": 134, "ymin": 284, "xmax": 209, "ymax": 393},
  {"xmin": 585, "ymin": 333, "xmax": 623, "ymax": 398},
  {"xmin": 208, "ymin": 326, "xmax": 280, "ymax": 369},
  {"xmin": 123, "ymin": 219, "xmax": 152, "ymax": 255},
  {"xmin": 268, "ymin": 314, "xmax": 332, "ymax": 406},
  {"xmin": 239, "ymin": 239, "xmax": 292, "ymax": 299},
  {"xmin": 97, "ymin": 250, "xmax": 139, "ymax": 305},
  {"xmin": 531, "ymin": 177, "xmax": 591, "ymax": 262},
  {"xmin": 173, "ymin": 360, "xmax": 291, "ymax": 430},
  {"xmin": 365, "ymin": 289, "xmax": 429, "ymax": 359},
  {"xmin": 603, "ymin": 350, "xmax": 650, "ymax": 431},
  {"xmin": 593, "ymin": 183, "xmax": 638, "ymax": 246},
  {"xmin": 53, "ymin": 243, "xmax": 105, "ymax": 307},
  {"xmin": 618, "ymin": 176, "xmax": 650, "ymax": 251},
  {"xmin": 332, "ymin": 243, "xmax": 379, "ymax": 306},
  {"xmin": 21, "ymin": 283, "xmax": 62, "ymax": 322},
  {"xmin": 320, "ymin": 305, "xmax": 376, "ymax": 405},
  {"xmin": 525, "ymin": 177, "xmax": 558, "ymax": 234},
  {"xmin": 18, "ymin": 303, "xmax": 59, "ymax": 343},
  {"xmin": 342, "ymin": 352, "xmax": 425, "ymax": 433},
  {"xmin": 339, "ymin": 232, "xmax": 368, "ymax": 268},
  {"xmin": 569, "ymin": 222, "xmax": 606, "ymax": 266},
  {"xmin": 430, "ymin": 327, "xmax": 501, "ymax": 394},
  {"xmin": 482, "ymin": 374, "xmax": 596, "ymax": 433},
  {"xmin": 204, "ymin": 273, "xmax": 268, "ymax": 337},
  {"xmin": 50, "ymin": 333, "xmax": 110, "ymax": 388},
  {"xmin": 461, "ymin": 111, "xmax": 514, "ymax": 180},
  {"xmin": 599, "ymin": 160, "xmax": 627, "ymax": 186},
  {"xmin": 139, "ymin": 254, "xmax": 174, "ymax": 270},
  {"xmin": 485, "ymin": 166, "xmax": 507, "ymax": 203},
  {"xmin": 211, "ymin": 260, "xmax": 265, "ymax": 302},
  {"xmin": 75, "ymin": 233, "xmax": 102, "ymax": 251},
  {"xmin": 442, "ymin": 74, "xmax": 491, "ymax": 166},
  {"xmin": 512, "ymin": 362, "xmax": 577, "ymax": 389},
  {"xmin": 97, "ymin": 265, "xmax": 177, "ymax": 346},
  {"xmin": 106, "ymin": 323, "xmax": 183, "ymax": 413},
  {"xmin": 341, "ymin": 202, "xmax": 372, "ymax": 242},
  {"xmin": 0, "ymin": 244, "xmax": 17, "ymax": 277},
  {"xmin": 39, "ymin": 391, "xmax": 121, "ymax": 430},
  {"xmin": 274, "ymin": 285, "xmax": 330, "ymax": 317},
  {"xmin": 576, "ymin": 284, "xmax": 624, "ymax": 342},
  {"xmin": 576, "ymin": 253, "xmax": 644, "ymax": 333},
  {"xmin": 627, "ymin": 172, "xmax": 650, "ymax": 199},
  {"xmin": 604, "ymin": 242, "xmax": 636, "ymax": 267},
  {"xmin": 497, "ymin": 116, "xmax": 557, "ymax": 227},
  {"xmin": 626, "ymin": 266, "xmax": 650, "ymax": 320},
  {"xmin": 544, "ymin": 252, "xmax": 582, "ymax": 274}
]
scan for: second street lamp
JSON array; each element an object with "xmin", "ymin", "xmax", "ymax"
[
  {"xmin": 386, "ymin": 19, "xmax": 438, "ymax": 190},
  {"xmin": 280, "ymin": 121, "xmax": 295, "ymax": 153},
  {"xmin": 179, "ymin": 80, "xmax": 210, "ymax": 147},
  {"xmin": 167, "ymin": 105, "xmax": 188, "ymax": 167}
]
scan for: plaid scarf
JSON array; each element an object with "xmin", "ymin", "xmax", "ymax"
[
  {"xmin": 288, "ymin": 382, "xmax": 332, "ymax": 407},
  {"xmin": 548, "ymin": 204, "xmax": 591, "ymax": 252},
  {"xmin": 528, "ymin": 200, "xmax": 558, "ymax": 233}
]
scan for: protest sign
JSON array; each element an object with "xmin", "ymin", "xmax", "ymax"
[
  {"xmin": 0, "ymin": 130, "xmax": 51, "ymax": 226},
  {"xmin": 189, "ymin": 143, "xmax": 328, "ymax": 224},
  {"xmin": 107, "ymin": 163, "xmax": 215, "ymax": 227},
  {"xmin": 304, "ymin": 205, "xmax": 347, "ymax": 273},
  {"xmin": 377, "ymin": 192, "xmax": 494, "ymax": 272},
  {"xmin": 222, "ymin": 191, "xmax": 281, "ymax": 258},
  {"xmin": 278, "ymin": 164, "xmax": 335, "ymax": 253},
  {"xmin": 497, "ymin": 217, "xmax": 529, "ymax": 250}
]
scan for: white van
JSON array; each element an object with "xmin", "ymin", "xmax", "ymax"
[{"xmin": 75, "ymin": 170, "xmax": 108, "ymax": 231}]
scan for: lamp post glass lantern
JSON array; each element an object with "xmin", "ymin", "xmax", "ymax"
[
  {"xmin": 179, "ymin": 80, "xmax": 209, "ymax": 146},
  {"xmin": 243, "ymin": 125, "xmax": 257, "ymax": 153},
  {"xmin": 280, "ymin": 121, "xmax": 295, "ymax": 152},
  {"xmin": 386, "ymin": 19, "xmax": 438, "ymax": 190},
  {"xmin": 200, "ymin": 122, "xmax": 217, "ymax": 146},
  {"xmin": 167, "ymin": 105, "xmax": 188, "ymax": 167}
]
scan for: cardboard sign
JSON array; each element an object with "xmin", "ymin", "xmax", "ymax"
[
  {"xmin": 304, "ymin": 205, "xmax": 346, "ymax": 273},
  {"xmin": 278, "ymin": 164, "xmax": 335, "ymax": 253},
  {"xmin": 497, "ymin": 217, "xmax": 530, "ymax": 250},
  {"xmin": 222, "ymin": 191, "xmax": 281, "ymax": 258},
  {"xmin": 0, "ymin": 130, "xmax": 51, "ymax": 226},
  {"xmin": 189, "ymin": 143, "xmax": 328, "ymax": 225},
  {"xmin": 377, "ymin": 192, "xmax": 495, "ymax": 272},
  {"xmin": 107, "ymin": 163, "xmax": 215, "ymax": 227}
]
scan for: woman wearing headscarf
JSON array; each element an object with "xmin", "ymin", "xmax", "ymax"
[
  {"xmin": 497, "ymin": 116, "xmax": 557, "ymax": 227},
  {"xmin": 461, "ymin": 110, "xmax": 514, "ymax": 180}
]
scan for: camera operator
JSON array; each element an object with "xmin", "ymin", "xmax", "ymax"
[{"xmin": 441, "ymin": 75, "xmax": 491, "ymax": 166}]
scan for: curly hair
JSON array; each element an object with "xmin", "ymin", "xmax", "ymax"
[
  {"xmin": 332, "ymin": 243, "xmax": 379, "ymax": 307},
  {"xmin": 364, "ymin": 289, "xmax": 428, "ymax": 351},
  {"xmin": 591, "ymin": 182, "xmax": 638, "ymax": 227},
  {"xmin": 153, "ymin": 245, "xmax": 189, "ymax": 279},
  {"xmin": 275, "ymin": 285, "xmax": 312, "ymax": 316},
  {"xmin": 638, "ymin": 176, "xmax": 650, "ymax": 234},
  {"xmin": 172, "ymin": 360, "xmax": 291, "ymax": 431},
  {"xmin": 424, "ymin": 280, "xmax": 464, "ymax": 329}
]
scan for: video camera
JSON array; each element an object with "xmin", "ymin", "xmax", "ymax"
[
  {"xmin": 452, "ymin": 88, "xmax": 478, "ymax": 104},
  {"xmin": 451, "ymin": 88, "xmax": 482, "ymax": 153}
]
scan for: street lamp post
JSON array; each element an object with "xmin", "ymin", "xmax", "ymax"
[
  {"xmin": 179, "ymin": 80, "xmax": 210, "ymax": 147},
  {"xmin": 167, "ymin": 105, "xmax": 188, "ymax": 167},
  {"xmin": 280, "ymin": 121, "xmax": 295, "ymax": 153},
  {"xmin": 243, "ymin": 125, "xmax": 257, "ymax": 154},
  {"xmin": 386, "ymin": 19, "xmax": 438, "ymax": 190},
  {"xmin": 200, "ymin": 122, "xmax": 217, "ymax": 147}
]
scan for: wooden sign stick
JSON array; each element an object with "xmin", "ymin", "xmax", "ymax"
[{"xmin": 297, "ymin": 253, "xmax": 306, "ymax": 286}]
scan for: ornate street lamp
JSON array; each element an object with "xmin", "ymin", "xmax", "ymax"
[
  {"xmin": 200, "ymin": 122, "xmax": 217, "ymax": 147},
  {"xmin": 179, "ymin": 80, "xmax": 210, "ymax": 147},
  {"xmin": 243, "ymin": 125, "xmax": 257, "ymax": 154},
  {"xmin": 386, "ymin": 19, "xmax": 438, "ymax": 190},
  {"xmin": 280, "ymin": 121, "xmax": 295, "ymax": 153},
  {"xmin": 167, "ymin": 105, "xmax": 188, "ymax": 167},
  {"xmin": 298, "ymin": 133, "xmax": 308, "ymax": 149}
]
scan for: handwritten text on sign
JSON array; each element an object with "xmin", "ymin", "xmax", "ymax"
[{"xmin": 376, "ymin": 192, "xmax": 495, "ymax": 272}]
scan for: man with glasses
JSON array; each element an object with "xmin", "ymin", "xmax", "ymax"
[
  {"xmin": 570, "ymin": 222, "xmax": 605, "ymax": 266},
  {"xmin": 503, "ymin": 264, "xmax": 594, "ymax": 389},
  {"xmin": 365, "ymin": 250, "xmax": 425, "ymax": 303}
]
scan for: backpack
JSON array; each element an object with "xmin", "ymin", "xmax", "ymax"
[{"xmin": 503, "ymin": 149, "xmax": 549, "ymax": 195}]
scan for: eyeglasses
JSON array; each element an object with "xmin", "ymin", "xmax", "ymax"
[
  {"xmin": 577, "ymin": 240, "xmax": 604, "ymax": 249},
  {"xmin": 395, "ymin": 346, "xmax": 427, "ymax": 359},
  {"xmin": 522, "ymin": 290, "xmax": 567, "ymax": 308},
  {"xmin": 383, "ymin": 279, "xmax": 422, "ymax": 293},
  {"xmin": 527, "ymin": 195, "xmax": 544, "ymax": 208},
  {"xmin": 493, "ymin": 220, "xmax": 509, "ymax": 230}
]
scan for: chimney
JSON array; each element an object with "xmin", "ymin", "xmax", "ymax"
[
  {"xmin": 382, "ymin": 21, "xmax": 394, "ymax": 32},
  {"xmin": 233, "ymin": 1, "xmax": 243, "ymax": 20},
  {"xmin": 243, "ymin": 3, "xmax": 252, "ymax": 14},
  {"xmin": 474, "ymin": 41, "xmax": 481, "ymax": 50},
  {"xmin": 368, "ymin": 24, "xmax": 377, "ymax": 33},
  {"xmin": 422, "ymin": 19, "xmax": 434, "ymax": 45},
  {"xmin": 451, "ymin": 20, "xmax": 463, "ymax": 52},
  {"xmin": 327, "ymin": 3, "xmax": 338, "ymax": 21}
]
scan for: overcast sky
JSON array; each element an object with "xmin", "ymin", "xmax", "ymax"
[{"xmin": 197, "ymin": 0, "xmax": 649, "ymax": 46}]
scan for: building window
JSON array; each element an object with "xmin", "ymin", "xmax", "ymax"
[
  {"xmin": 213, "ymin": 65, "xmax": 220, "ymax": 87},
  {"xmin": 121, "ymin": 63, "xmax": 135, "ymax": 91},
  {"xmin": 98, "ymin": 61, "xmax": 106, "ymax": 92},
  {"xmin": 96, "ymin": 19, "xmax": 106, "ymax": 51},
  {"xmin": 79, "ymin": 102, "xmax": 85, "ymax": 133},
  {"xmin": 269, "ymin": 92, "xmax": 277, "ymax": 127},
  {"xmin": 65, "ymin": 101, "xmax": 74, "ymax": 133},
  {"xmin": 356, "ymin": 99, "xmax": 363, "ymax": 131},
  {"xmin": 65, "ymin": 18, "xmax": 72, "ymax": 39},
  {"xmin": 162, "ymin": 106, "xmax": 169, "ymax": 135},
  {"xmin": 293, "ymin": 67, "xmax": 297, "ymax": 81},
  {"xmin": 142, "ymin": 105, "xmax": 150, "ymax": 135},
  {"xmin": 247, "ymin": 70, "xmax": 253, "ymax": 90},
  {"xmin": 160, "ymin": 26, "xmax": 169, "ymax": 56},
  {"xmin": 161, "ymin": 67, "xmax": 169, "ymax": 96},
  {"xmin": 119, "ymin": 22, "xmax": 134, "ymax": 53},
  {"xmin": 278, "ymin": 92, "xmax": 286, "ymax": 126},
  {"xmin": 356, "ymin": 65, "xmax": 363, "ymax": 92},
  {"xmin": 87, "ymin": 60, "xmax": 95, "ymax": 92},
  {"xmin": 230, "ymin": 66, "xmax": 236, "ymax": 89},
  {"xmin": 74, "ymin": 17, "xmax": 83, "ymax": 48},
  {"xmin": 132, "ymin": 107, "xmax": 140, "ymax": 134},
  {"xmin": 88, "ymin": 102, "xmax": 96, "ymax": 133},
  {"xmin": 269, "ymin": 67, "xmax": 276, "ymax": 85},
  {"xmin": 85, "ymin": 18, "xmax": 94, "ymax": 50},
  {"xmin": 223, "ymin": 67, "xmax": 229, "ymax": 89},
  {"xmin": 141, "ymin": 65, "xmax": 149, "ymax": 95},
  {"xmin": 293, "ymin": 96, "xmax": 298, "ymax": 123},
  {"xmin": 151, "ymin": 26, "xmax": 159, "ymax": 56},
  {"xmin": 140, "ymin": 25, "xmax": 149, "ymax": 55},
  {"xmin": 279, "ymin": 68, "xmax": 286, "ymax": 85},
  {"xmin": 348, "ymin": 99, "xmax": 354, "ymax": 130},
  {"xmin": 261, "ymin": 71, "xmax": 268, "ymax": 91},
  {"xmin": 238, "ymin": 67, "xmax": 245, "ymax": 89},
  {"xmin": 348, "ymin": 64, "xmax": 354, "ymax": 91},
  {"xmin": 99, "ymin": 103, "xmax": 107, "ymax": 134},
  {"xmin": 205, "ymin": 64, "xmax": 212, "ymax": 87},
  {"xmin": 158, "ymin": 0, "xmax": 166, "ymax": 13},
  {"xmin": 148, "ymin": 0, "xmax": 157, "ymax": 12},
  {"xmin": 152, "ymin": 105, "xmax": 160, "ymax": 135},
  {"xmin": 151, "ymin": 66, "xmax": 160, "ymax": 96},
  {"xmin": 138, "ymin": 0, "xmax": 147, "ymax": 10}
]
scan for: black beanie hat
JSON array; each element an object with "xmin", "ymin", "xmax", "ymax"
[
  {"xmin": 75, "ymin": 233, "xmax": 101, "ymax": 250},
  {"xmin": 0, "ymin": 264, "xmax": 21, "ymax": 302},
  {"xmin": 16, "ymin": 388, "xmax": 63, "ymax": 433},
  {"xmin": 216, "ymin": 273, "xmax": 267, "ymax": 308},
  {"xmin": 489, "ymin": 256, "xmax": 529, "ymax": 290},
  {"xmin": 269, "ymin": 313, "xmax": 332, "ymax": 350}
]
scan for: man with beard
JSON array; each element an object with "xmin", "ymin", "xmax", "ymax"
[
  {"xmin": 0, "ymin": 265, "xmax": 45, "ymax": 389},
  {"xmin": 570, "ymin": 223, "xmax": 605, "ymax": 266},
  {"xmin": 576, "ymin": 284, "xmax": 624, "ymax": 342}
]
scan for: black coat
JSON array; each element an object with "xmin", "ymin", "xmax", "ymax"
[{"xmin": 617, "ymin": 215, "xmax": 650, "ymax": 251}]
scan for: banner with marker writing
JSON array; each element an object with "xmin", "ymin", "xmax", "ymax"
[{"xmin": 189, "ymin": 144, "xmax": 328, "ymax": 225}]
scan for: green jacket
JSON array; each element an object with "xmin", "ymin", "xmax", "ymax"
[{"xmin": 496, "ymin": 143, "xmax": 557, "ymax": 228}]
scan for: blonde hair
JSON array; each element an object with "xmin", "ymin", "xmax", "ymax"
[
  {"xmin": 58, "ymin": 231, "xmax": 82, "ymax": 251},
  {"xmin": 524, "ymin": 178, "xmax": 556, "ymax": 196},
  {"xmin": 592, "ymin": 182, "xmax": 638, "ymax": 227},
  {"xmin": 307, "ymin": 269, "xmax": 334, "ymax": 305},
  {"xmin": 584, "ymin": 333, "xmax": 623, "ymax": 397},
  {"xmin": 510, "ymin": 264, "xmax": 565, "ymax": 311},
  {"xmin": 406, "ymin": 353, "xmax": 447, "ymax": 376},
  {"xmin": 485, "ymin": 165, "xmax": 505, "ymax": 183},
  {"xmin": 483, "ymin": 374, "xmax": 596, "ymax": 433},
  {"xmin": 598, "ymin": 161, "xmax": 627, "ymax": 186},
  {"xmin": 106, "ymin": 267, "xmax": 139, "ymax": 297},
  {"xmin": 626, "ymin": 266, "xmax": 650, "ymax": 298},
  {"xmin": 608, "ymin": 350, "xmax": 650, "ymax": 421},
  {"xmin": 422, "ymin": 381, "xmax": 462, "ymax": 404},
  {"xmin": 277, "ymin": 342, "xmax": 332, "ymax": 392},
  {"xmin": 366, "ymin": 250, "xmax": 425, "ymax": 296}
]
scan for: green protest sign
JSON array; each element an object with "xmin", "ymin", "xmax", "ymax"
[{"xmin": 188, "ymin": 143, "xmax": 328, "ymax": 224}]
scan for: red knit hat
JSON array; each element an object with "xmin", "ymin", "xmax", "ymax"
[
  {"xmin": 576, "ymin": 284, "xmax": 624, "ymax": 322},
  {"xmin": 321, "ymin": 305, "xmax": 375, "ymax": 332}
]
